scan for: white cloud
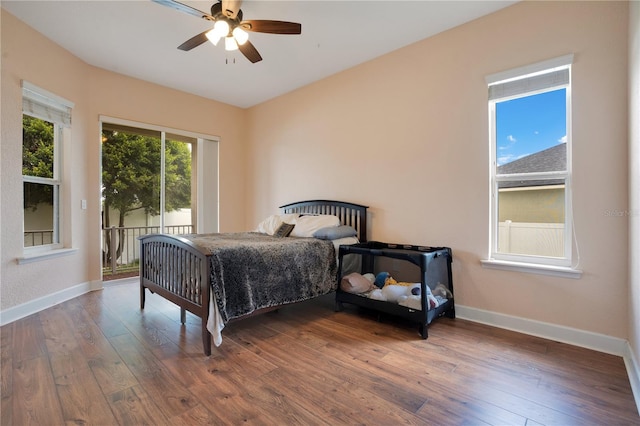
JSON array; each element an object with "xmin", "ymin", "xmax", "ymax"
[
  {"xmin": 497, "ymin": 152, "xmax": 531, "ymax": 166},
  {"xmin": 507, "ymin": 135, "xmax": 517, "ymax": 143},
  {"xmin": 497, "ymin": 155, "xmax": 512, "ymax": 166},
  {"xmin": 558, "ymin": 135, "xmax": 567, "ymax": 143}
]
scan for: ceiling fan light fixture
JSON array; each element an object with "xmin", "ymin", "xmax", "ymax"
[
  {"xmin": 232, "ymin": 27, "xmax": 249, "ymax": 45},
  {"xmin": 225, "ymin": 36, "xmax": 238, "ymax": 51},
  {"xmin": 205, "ymin": 29, "xmax": 221, "ymax": 46},
  {"xmin": 213, "ymin": 19, "xmax": 230, "ymax": 38}
]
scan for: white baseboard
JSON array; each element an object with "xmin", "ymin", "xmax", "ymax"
[
  {"xmin": 0, "ymin": 280, "xmax": 103, "ymax": 326},
  {"xmin": 623, "ymin": 343, "xmax": 640, "ymax": 415},
  {"xmin": 456, "ymin": 304, "xmax": 628, "ymax": 355},
  {"xmin": 456, "ymin": 304, "xmax": 640, "ymax": 415}
]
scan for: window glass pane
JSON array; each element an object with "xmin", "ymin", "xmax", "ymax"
[
  {"xmin": 496, "ymin": 89, "xmax": 566, "ymax": 170},
  {"xmin": 494, "ymin": 87, "xmax": 567, "ymax": 259},
  {"xmin": 22, "ymin": 115, "xmax": 54, "ymax": 178},
  {"xmin": 24, "ymin": 182, "xmax": 57, "ymax": 247},
  {"xmin": 101, "ymin": 127, "xmax": 161, "ymax": 275},
  {"xmin": 101, "ymin": 127, "xmax": 162, "ymax": 230},
  {"xmin": 165, "ymin": 134, "xmax": 194, "ymax": 235},
  {"xmin": 497, "ymin": 180, "xmax": 565, "ymax": 257}
]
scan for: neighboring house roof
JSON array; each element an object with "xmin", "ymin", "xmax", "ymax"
[{"xmin": 498, "ymin": 143, "xmax": 566, "ymax": 188}]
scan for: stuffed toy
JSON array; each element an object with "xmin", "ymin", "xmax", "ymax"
[
  {"xmin": 398, "ymin": 285, "xmax": 439, "ymax": 310},
  {"xmin": 433, "ymin": 282, "xmax": 453, "ymax": 299},
  {"xmin": 370, "ymin": 271, "xmax": 443, "ymax": 310},
  {"xmin": 374, "ymin": 272, "xmax": 395, "ymax": 288},
  {"xmin": 340, "ymin": 272, "xmax": 376, "ymax": 294},
  {"xmin": 369, "ymin": 283, "xmax": 417, "ymax": 303},
  {"xmin": 374, "ymin": 272, "xmax": 417, "ymax": 289}
]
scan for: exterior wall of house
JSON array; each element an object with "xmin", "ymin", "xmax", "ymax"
[
  {"xmin": 0, "ymin": 10, "xmax": 248, "ymax": 311},
  {"xmin": 628, "ymin": 0, "xmax": 640, "ymax": 404},
  {"xmin": 246, "ymin": 1, "xmax": 630, "ymax": 339},
  {"xmin": 498, "ymin": 186, "xmax": 565, "ymax": 223}
]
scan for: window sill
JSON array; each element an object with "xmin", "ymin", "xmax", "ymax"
[
  {"xmin": 18, "ymin": 248, "xmax": 78, "ymax": 264},
  {"xmin": 481, "ymin": 259, "xmax": 582, "ymax": 279}
]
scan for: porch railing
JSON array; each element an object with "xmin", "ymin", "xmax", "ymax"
[
  {"xmin": 24, "ymin": 230, "xmax": 54, "ymax": 247},
  {"xmin": 102, "ymin": 224, "xmax": 193, "ymax": 277}
]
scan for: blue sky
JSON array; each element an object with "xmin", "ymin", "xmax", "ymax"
[{"xmin": 496, "ymin": 88, "xmax": 567, "ymax": 166}]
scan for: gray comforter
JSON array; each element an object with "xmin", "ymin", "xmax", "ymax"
[{"xmin": 181, "ymin": 232, "xmax": 338, "ymax": 322}]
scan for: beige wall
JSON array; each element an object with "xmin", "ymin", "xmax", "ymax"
[
  {"xmin": 0, "ymin": 1, "xmax": 634, "ymax": 354},
  {"xmin": 1, "ymin": 10, "xmax": 248, "ymax": 310},
  {"xmin": 246, "ymin": 2, "xmax": 630, "ymax": 338},
  {"xmin": 628, "ymin": 0, "xmax": 640, "ymax": 402}
]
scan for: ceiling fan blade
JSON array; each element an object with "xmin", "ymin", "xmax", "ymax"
[
  {"xmin": 178, "ymin": 30, "xmax": 210, "ymax": 51},
  {"xmin": 152, "ymin": 0, "xmax": 214, "ymax": 21},
  {"xmin": 238, "ymin": 40, "xmax": 262, "ymax": 63},
  {"xmin": 221, "ymin": 0, "xmax": 242, "ymax": 19},
  {"xmin": 240, "ymin": 20, "xmax": 301, "ymax": 35}
]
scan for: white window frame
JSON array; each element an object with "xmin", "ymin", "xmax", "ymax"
[
  {"xmin": 483, "ymin": 55, "xmax": 582, "ymax": 278},
  {"xmin": 21, "ymin": 82, "xmax": 74, "ymax": 259}
]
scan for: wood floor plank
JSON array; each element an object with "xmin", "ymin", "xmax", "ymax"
[
  {"xmin": 1, "ymin": 281, "xmax": 638, "ymax": 425},
  {"xmin": 109, "ymin": 333, "xmax": 199, "ymax": 419},
  {"xmin": 227, "ymin": 368, "xmax": 335, "ymax": 426},
  {"xmin": 52, "ymin": 297, "xmax": 140, "ymax": 397},
  {"xmin": 0, "ymin": 323, "xmax": 14, "ymax": 425},
  {"xmin": 187, "ymin": 380, "xmax": 267, "ymax": 424},
  {"xmin": 12, "ymin": 356, "xmax": 65, "ymax": 425},
  {"xmin": 39, "ymin": 304, "xmax": 91, "ymax": 379},
  {"xmin": 232, "ymin": 324, "xmax": 431, "ymax": 415},
  {"xmin": 435, "ymin": 341, "xmax": 636, "ymax": 424},
  {"xmin": 228, "ymin": 331, "xmax": 376, "ymax": 423},
  {"xmin": 54, "ymin": 367, "xmax": 119, "ymax": 425},
  {"xmin": 11, "ymin": 314, "xmax": 47, "ymax": 364},
  {"xmin": 168, "ymin": 402, "xmax": 228, "ymax": 425},
  {"xmin": 413, "ymin": 380, "xmax": 528, "ymax": 426},
  {"xmin": 78, "ymin": 290, "xmax": 131, "ymax": 338},
  {"xmin": 114, "ymin": 306, "xmax": 187, "ymax": 360},
  {"xmin": 107, "ymin": 384, "xmax": 170, "ymax": 426}
]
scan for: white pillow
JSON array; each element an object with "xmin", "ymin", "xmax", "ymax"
[
  {"xmin": 289, "ymin": 214, "xmax": 341, "ymax": 238},
  {"xmin": 255, "ymin": 213, "xmax": 299, "ymax": 235}
]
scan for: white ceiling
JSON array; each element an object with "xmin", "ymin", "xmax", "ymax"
[{"xmin": 2, "ymin": 0, "xmax": 517, "ymax": 108}]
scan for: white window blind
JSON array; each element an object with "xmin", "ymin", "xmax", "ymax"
[
  {"xmin": 22, "ymin": 81, "xmax": 73, "ymax": 127},
  {"xmin": 486, "ymin": 53, "xmax": 573, "ymax": 101},
  {"xmin": 488, "ymin": 68, "xmax": 570, "ymax": 101}
]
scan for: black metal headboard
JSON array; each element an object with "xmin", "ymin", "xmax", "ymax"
[{"xmin": 280, "ymin": 200, "xmax": 369, "ymax": 243}]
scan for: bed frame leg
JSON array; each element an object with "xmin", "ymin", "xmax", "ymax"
[
  {"xmin": 180, "ymin": 308, "xmax": 186, "ymax": 324},
  {"xmin": 202, "ymin": 327, "xmax": 212, "ymax": 356},
  {"xmin": 420, "ymin": 324, "xmax": 428, "ymax": 339},
  {"xmin": 140, "ymin": 285, "xmax": 146, "ymax": 309}
]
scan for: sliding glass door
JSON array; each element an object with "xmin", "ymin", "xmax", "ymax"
[{"xmin": 101, "ymin": 119, "xmax": 218, "ymax": 278}]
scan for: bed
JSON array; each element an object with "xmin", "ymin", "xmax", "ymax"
[{"xmin": 139, "ymin": 200, "xmax": 368, "ymax": 355}]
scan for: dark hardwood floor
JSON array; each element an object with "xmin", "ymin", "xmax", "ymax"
[{"xmin": 1, "ymin": 279, "xmax": 638, "ymax": 425}]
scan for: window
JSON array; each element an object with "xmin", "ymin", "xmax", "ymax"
[
  {"xmin": 22, "ymin": 82, "xmax": 72, "ymax": 252},
  {"xmin": 486, "ymin": 55, "xmax": 575, "ymax": 270}
]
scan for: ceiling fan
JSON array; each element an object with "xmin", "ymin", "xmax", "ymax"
[{"xmin": 152, "ymin": 0, "xmax": 302, "ymax": 63}]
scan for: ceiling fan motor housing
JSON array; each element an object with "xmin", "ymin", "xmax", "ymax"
[{"xmin": 211, "ymin": 2, "xmax": 242, "ymax": 36}]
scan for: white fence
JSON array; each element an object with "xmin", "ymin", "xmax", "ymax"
[{"xmin": 498, "ymin": 221, "xmax": 565, "ymax": 257}]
